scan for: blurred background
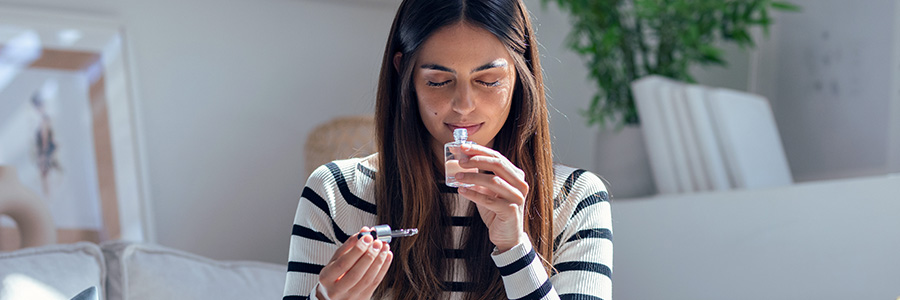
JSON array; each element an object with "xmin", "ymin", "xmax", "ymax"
[{"xmin": 0, "ymin": 0, "xmax": 896, "ymax": 298}]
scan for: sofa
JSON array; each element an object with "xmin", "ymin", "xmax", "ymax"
[{"xmin": 0, "ymin": 240, "xmax": 286, "ymax": 300}]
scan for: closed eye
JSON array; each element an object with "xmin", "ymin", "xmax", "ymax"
[
  {"xmin": 427, "ymin": 80, "xmax": 451, "ymax": 87},
  {"xmin": 479, "ymin": 80, "xmax": 500, "ymax": 87}
]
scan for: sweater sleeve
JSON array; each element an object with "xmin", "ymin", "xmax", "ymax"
[
  {"xmin": 283, "ymin": 165, "xmax": 345, "ymax": 300},
  {"xmin": 491, "ymin": 169, "xmax": 612, "ymax": 300},
  {"xmin": 550, "ymin": 170, "xmax": 613, "ymax": 300},
  {"xmin": 491, "ymin": 235, "xmax": 559, "ymax": 300}
]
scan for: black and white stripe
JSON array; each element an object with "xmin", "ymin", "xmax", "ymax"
[
  {"xmin": 555, "ymin": 169, "xmax": 586, "ymax": 209},
  {"xmin": 325, "ymin": 162, "xmax": 377, "ymax": 215},
  {"xmin": 285, "ymin": 157, "xmax": 613, "ymax": 300}
]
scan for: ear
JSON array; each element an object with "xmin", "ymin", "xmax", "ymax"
[{"xmin": 393, "ymin": 52, "xmax": 402, "ymax": 74}]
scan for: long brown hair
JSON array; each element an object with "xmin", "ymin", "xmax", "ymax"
[{"xmin": 374, "ymin": 0, "xmax": 553, "ymax": 299}]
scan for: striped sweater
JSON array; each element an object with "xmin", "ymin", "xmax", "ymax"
[{"xmin": 283, "ymin": 155, "xmax": 613, "ymax": 299}]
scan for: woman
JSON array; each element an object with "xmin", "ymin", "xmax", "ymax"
[{"xmin": 284, "ymin": 0, "xmax": 612, "ymax": 299}]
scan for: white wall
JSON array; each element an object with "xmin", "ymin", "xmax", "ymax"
[
  {"xmin": 676, "ymin": 0, "xmax": 900, "ymax": 184},
  {"xmin": 754, "ymin": 0, "xmax": 900, "ymax": 182},
  {"xmin": 123, "ymin": 0, "xmax": 395, "ymax": 264},
  {"xmin": 0, "ymin": 0, "xmax": 395, "ymax": 263},
  {"xmin": 890, "ymin": 1, "xmax": 900, "ymax": 174},
  {"xmin": 526, "ymin": 0, "xmax": 600, "ymax": 178}
]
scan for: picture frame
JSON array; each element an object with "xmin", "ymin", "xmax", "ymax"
[{"xmin": 0, "ymin": 6, "xmax": 150, "ymax": 249}]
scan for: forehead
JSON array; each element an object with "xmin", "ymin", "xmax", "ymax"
[{"xmin": 416, "ymin": 22, "xmax": 512, "ymax": 67}]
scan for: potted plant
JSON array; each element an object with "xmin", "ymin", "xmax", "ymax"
[
  {"xmin": 541, "ymin": 0, "xmax": 799, "ymax": 197},
  {"xmin": 542, "ymin": 0, "xmax": 799, "ymax": 128}
]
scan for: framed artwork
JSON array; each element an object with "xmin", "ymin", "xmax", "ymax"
[{"xmin": 0, "ymin": 7, "xmax": 149, "ymax": 249}]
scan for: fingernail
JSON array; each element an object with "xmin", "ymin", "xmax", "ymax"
[
  {"xmin": 372, "ymin": 241, "xmax": 383, "ymax": 250},
  {"xmin": 360, "ymin": 234, "xmax": 373, "ymax": 245},
  {"xmin": 455, "ymin": 172, "xmax": 465, "ymax": 179},
  {"xmin": 357, "ymin": 226, "xmax": 372, "ymax": 239}
]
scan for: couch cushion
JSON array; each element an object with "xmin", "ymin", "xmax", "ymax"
[
  {"xmin": 0, "ymin": 242, "xmax": 105, "ymax": 300},
  {"xmin": 102, "ymin": 241, "xmax": 284, "ymax": 300},
  {"xmin": 70, "ymin": 286, "xmax": 99, "ymax": 300}
]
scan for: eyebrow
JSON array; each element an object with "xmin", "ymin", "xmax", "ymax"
[{"xmin": 420, "ymin": 59, "xmax": 508, "ymax": 74}]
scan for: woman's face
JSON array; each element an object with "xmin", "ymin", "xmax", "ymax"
[{"xmin": 412, "ymin": 22, "xmax": 516, "ymax": 154}]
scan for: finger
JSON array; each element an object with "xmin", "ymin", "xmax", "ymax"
[
  {"xmin": 320, "ymin": 232, "xmax": 375, "ymax": 284},
  {"xmin": 331, "ymin": 239, "xmax": 383, "ymax": 292},
  {"xmin": 329, "ymin": 227, "xmax": 372, "ymax": 263},
  {"xmin": 456, "ymin": 173, "xmax": 524, "ymax": 205},
  {"xmin": 462, "ymin": 181, "xmax": 503, "ymax": 200},
  {"xmin": 459, "ymin": 143, "xmax": 502, "ymax": 158},
  {"xmin": 472, "ymin": 202, "xmax": 496, "ymax": 221},
  {"xmin": 458, "ymin": 186, "xmax": 523, "ymax": 215},
  {"xmin": 357, "ymin": 243, "xmax": 393, "ymax": 297},
  {"xmin": 459, "ymin": 145, "xmax": 527, "ymax": 192}
]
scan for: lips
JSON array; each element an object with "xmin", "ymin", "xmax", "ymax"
[{"xmin": 446, "ymin": 123, "xmax": 482, "ymax": 135}]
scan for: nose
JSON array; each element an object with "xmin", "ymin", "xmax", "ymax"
[{"xmin": 451, "ymin": 84, "xmax": 476, "ymax": 115}]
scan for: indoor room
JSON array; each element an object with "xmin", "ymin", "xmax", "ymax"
[{"xmin": 0, "ymin": 0, "xmax": 898, "ymax": 299}]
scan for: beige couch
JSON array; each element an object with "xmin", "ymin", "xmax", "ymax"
[{"xmin": 0, "ymin": 241, "xmax": 285, "ymax": 300}]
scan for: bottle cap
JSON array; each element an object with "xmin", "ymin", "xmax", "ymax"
[
  {"xmin": 453, "ymin": 128, "xmax": 467, "ymax": 142},
  {"xmin": 372, "ymin": 224, "xmax": 392, "ymax": 242}
]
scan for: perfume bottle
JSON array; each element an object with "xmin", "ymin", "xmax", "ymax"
[{"xmin": 444, "ymin": 128, "xmax": 479, "ymax": 187}]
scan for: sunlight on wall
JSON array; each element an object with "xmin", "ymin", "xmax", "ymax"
[
  {"xmin": 0, "ymin": 30, "xmax": 41, "ymax": 92},
  {"xmin": 0, "ymin": 273, "xmax": 66, "ymax": 300}
]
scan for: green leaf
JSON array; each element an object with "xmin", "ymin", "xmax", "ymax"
[
  {"xmin": 699, "ymin": 43, "xmax": 724, "ymax": 56},
  {"xmin": 542, "ymin": 0, "xmax": 800, "ymax": 128},
  {"xmin": 770, "ymin": 1, "xmax": 802, "ymax": 12}
]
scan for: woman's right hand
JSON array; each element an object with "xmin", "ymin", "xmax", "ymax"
[{"xmin": 317, "ymin": 227, "xmax": 393, "ymax": 299}]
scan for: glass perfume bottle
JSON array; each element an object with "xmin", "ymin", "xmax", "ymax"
[{"xmin": 444, "ymin": 128, "xmax": 479, "ymax": 187}]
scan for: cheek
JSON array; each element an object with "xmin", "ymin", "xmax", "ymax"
[
  {"xmin": 492, "ymin": 86, "xmax": 513, "ymax": 112},
  {"xmin": 497, "ymin": 86, "xmax": 511, "ymax": 99},
  {"xmin": 418, "ymin": 88, "xmax": 449, "ymax": 112},
  {"xmin": 491, "ymin": 87, "xmax": 514, "ymax": 126},
  {"xmin": 416, "ymin": 92, "xmax": 443, "ymax": 119}
]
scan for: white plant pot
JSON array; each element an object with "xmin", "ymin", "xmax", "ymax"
[{"xmin": 594, "ymin": 125, "xmax": 657, "ymax": 199}]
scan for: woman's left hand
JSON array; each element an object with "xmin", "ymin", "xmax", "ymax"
[{"xmin": 454, "ymin": 143, "xmax": 529, "ymax": 253}]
